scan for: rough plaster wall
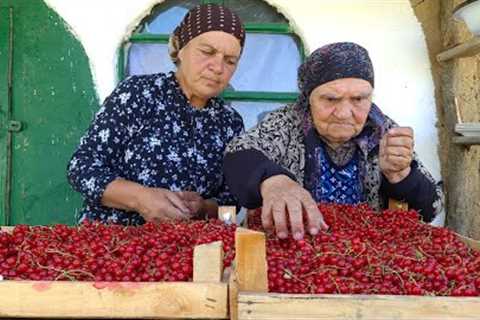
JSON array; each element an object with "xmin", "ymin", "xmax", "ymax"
[
  {"xmin": 271, "ymin": 0, "xmax": 442, "ymax": 183},
  {"xmin": 411, "ymin": 0, "xmax": 480, "ymax": 239},
  {"xmin": 411, "ymin": 0, "xmax": 480, "ymax": 240},
  {"xmin": 440, "ymin": 0, "xmax": 480, "ymax": 239},
  {"xmin": 43, "ymin": 0, "xmax": 166, "ymax": 103},
  {"xmin": 43, "ymin": 0, "xmax": 441, "ymax": 183},
  {"xmin": 42, "ymin": 0, "xmax": 453, "ymax": 228}
]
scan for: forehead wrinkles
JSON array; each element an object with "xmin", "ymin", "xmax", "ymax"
[
  {"xmin": 197, "ymin": 36, "xmax": 240, "ymax": 57},
  {"xmin": 318, "ymin": 83, "xmax": 372, "ymax": 98}
]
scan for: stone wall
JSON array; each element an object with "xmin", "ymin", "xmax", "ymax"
[{"xmin": 410, "ymin": 0, "xmax": 480, "ymax": 239}]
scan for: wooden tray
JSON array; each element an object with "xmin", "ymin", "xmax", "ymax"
[
  {"xmin": 231, "ymin": 226, "xmax": 480, "ymax": 320},
  {"xmin": 0, "ymin": 226, "xmax": 228, "ymax": 319}
]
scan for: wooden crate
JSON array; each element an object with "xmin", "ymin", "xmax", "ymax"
[
  {"xmin": 0, "ymin": 226, "xmax": 228, "ymax": 319},
  {"xmin": 231, "ymin": 227, "xmax": 480, "ymax": 320}
]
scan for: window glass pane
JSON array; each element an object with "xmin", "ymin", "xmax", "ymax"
[
  {"xmin": 138, "ymin": 1, "xmax": 197, "ymax": 34},
  {"xmin": 228, "ymin": 101, "xmax": 285, "ymax": 130},
  {"xmin": 138, "ymin": 0, "xmax": 289, "ymax": 30},
  {"xmin": 126, "ymin": 43, "xmax": 175, "ymax": 76},
  {"xmin": 126, "ymin": 0, "xmax": 302, "ymax": 95},
  {"xmin": 126, "ymin": 33, "xmax": 301, "ymax": 93},
  {"xmin": 231, "ymin": 33, "xmax": 300, "ymax": 92},
  {"xmin": 223, "ymin": 0, "xmax": 288, "ymax": 23}
]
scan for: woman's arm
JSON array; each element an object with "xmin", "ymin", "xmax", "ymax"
[
  {"xmin": 67, "ymin": 76, "xmax": 148, "ymax": 207},
  {"xmin": 102, "ymin": 178, "xmax": 191, "ymax": 220},
  {"xmin": 223, "ymin": 149, "xmax": 295, "ymax": 208},
  {"xmin": 380, "ymin": 158, "xmax": 443, "ymax": 223},
  {"xmin": 223, "ymin": 105, "xmax": 298, "ymax": 208}
]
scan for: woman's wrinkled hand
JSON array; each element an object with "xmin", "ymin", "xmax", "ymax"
[
  {"xmin": 260, "ymin": 175, "xmax": 329, "ymax": 240},
  {"xmin": 135, "ymin": 187, "xmax": 193, "ymax": 222},
  {"xmin": 178, "ymin": 191, "xmax": 206, "ymax": 216},
  {"xmin": 379, "ymin": 127, "xmax": 414, "ymax": 183}
]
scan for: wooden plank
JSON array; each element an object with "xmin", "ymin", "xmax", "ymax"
[
  {"xmin": 232, "ymin": 220, "xmax": 480, "ymax": 320},
  {"xmin": 193, "ymin": 241, "xmax": 224, "ymax": 283},
  {"xmin": 229, "ymin": 269, "xmax": 239, "ymax": 320},
  {"xmin": 455, "ymin": 123, "xmax": 480, "ymax": 135},
  {"xmin": 453, "ymin": 136, "xmax": 480, "ymax": 145},
  {"xmin": 437, "ymin": 36, "xmax": 480, "ymax": 62},
  {"xmin": 457, "ymin": 232, "xmax": 480, "ymax": 251},
  {"xmin": 234, "ymin": 228, "xmax": 268, "ymax": 293},
  {"xmin": 237, "ymin": 293, "xmax": 480, "ymax": 320},
  {"xmin": 218, "ymin": 206, "xmax": 237, "ymax": 224},
  {"xmin": 0, "ymin": 226, "xmax": 13, "ymax": 233},
  {"xmin": 388, "ymin": 198, "xmax": 408, "ymax": 210},
  {"xmin": 0, "ymin": 281, "xmax": 228, "ymax": 319}
]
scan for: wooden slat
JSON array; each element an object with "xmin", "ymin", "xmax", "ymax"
[
  {"xmin": 229, "ymin": 269, "xmax": 239, "ymax": 320},
  {"xmin": 455, "ymin": 123, "xmax": 480, "ymax": 134},
  {"xmin": 0, "ymin": 227, "xmax": 228, "ymax": 319},
  {"xmin": 237, "ymin": 293, "xmax": 480, "ymax": 320},
  {"xmin": 218, "ymin": 206, "xmax": 237, "ymax": 224},
  {"xmin": 0, "ymin": 281, "xmax": 228, "ymax": 319},
  {"xmin": 456, "ymin": 232, "xmax": 480, "ymax": 251},
  {"xmin": 453, "ymin": 136, "xmax": 480, "ymax": 145},
  {"xmin": 234, "ymin": 228, "xmax": 268, "ymax": 293},
  {"xmin": 388, "ymin": 198, "xmax": 408, "ymax": 210},
  {"xmin": 232, "ymin": 221, "xmax": 480, "ymax": 320},
  {"xmin": 193, "ymin": 240, "xmax": 223, "ymax": 283},
  {"xmin": 0, "ymin": 226, "xmax": 13, "ymax": 233},
  {"xmin": 437, "ymin": 36, "xmax": 480, "ymax": 62}
]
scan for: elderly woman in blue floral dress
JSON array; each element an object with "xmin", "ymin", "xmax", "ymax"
[
  {"xmin": 224, "ymin": 42, "xmax": 444, "ymax": 240},
  {"xmin": 67, "ymin": 4, "xmax": 245, "ymax": 225}
]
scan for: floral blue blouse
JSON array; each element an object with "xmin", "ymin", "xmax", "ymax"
[
  {"xmin": 67, "ymin": 71, "xmax": 244, "ymax": 225},
  {"xmin": 306, "ymin": 141, "xmax": 363, "ymax": 205}
]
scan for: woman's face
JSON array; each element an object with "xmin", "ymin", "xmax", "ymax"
[
  {"xmin": 176, "ymin": 31, "xmax": 241, "ymax": 107},
  {"xmin": 309, "ymin": 78, "xmax": 373, "ymax": 147}
]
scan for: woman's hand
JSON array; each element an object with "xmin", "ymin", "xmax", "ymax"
[
  {"xmin": 101, "ymin": 179, "xmax": 191, "ymax": 221},
  {"xmin": 178, "ymin": 191, "xmax": 219, "ymax": 219},
  {"xmin": 260, "ymin": 175, "xmax": 328, "ymax": 240},
  {"xmin": 135, "ymin": 187, "xmax": 193, "ymax": 222},
  {"xmin": 178, "ymin": 191, "xmax": 204, "ymax": 215},
  {"xmin": 102, "ymin": 179, "xmax": 219, "ymax": 221},
  {"xmin": 379, "ymin": 127, "xmax": 414, "ymax": 183}
]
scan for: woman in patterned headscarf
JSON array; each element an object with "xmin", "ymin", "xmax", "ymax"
[
  {"xmin": 68, "ymin": 4, "xmax": 245, "ymax": 225},
  {"xmin": 224, "ymin": 42, "xmax": 444, "ymax": 240}
]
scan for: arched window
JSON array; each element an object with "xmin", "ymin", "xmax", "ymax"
[{"xmin": 119, "ymin": 0, "xmax": 304, "ymax": 129}]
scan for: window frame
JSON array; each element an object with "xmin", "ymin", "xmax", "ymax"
[{"xmin": 117, "ymin": 1, "xmax": 305, "ymax": 104}]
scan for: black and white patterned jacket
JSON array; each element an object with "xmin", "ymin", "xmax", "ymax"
[{"xmin": 224, "ymin": 103, "xmax": 443, "ymax": 222}]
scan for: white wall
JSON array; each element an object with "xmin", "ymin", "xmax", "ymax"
[{"xmin": 44, "ymin": 0, "xmax": 441, "ymax": 181}]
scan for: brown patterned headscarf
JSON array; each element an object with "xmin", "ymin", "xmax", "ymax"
[
  {"xmin": 169, "ymin": 4, "xmax": 246, "ymax": 64},
  {"xmin": 298, "ymin": 42, "xmax": 375, "ymax": 134},
  {"xmin": 298, "ymin": 42, "xmax": 374, "ymax": 104}
]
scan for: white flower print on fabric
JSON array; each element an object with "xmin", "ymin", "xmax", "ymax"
[
  {"xmin": 126, "ymin": 125, "xmax": 136, "ymax": 137},
  {"xmin": 138, "ymin": 168, "xmax": 152, "ymax": 183},
  {"xmin": 67, "ymin": 72, "xmax": 244, "ymax": 225},
  {"xmin": 119, "ymin": 92, "xmax": 131, "ymax": 105},
  {"xmin": 173, "ymin": 122, "xmax": 181, "ymax": 134},
  {"xmin": 149, "ymin": 137, "xmax": 161, "ymax": 147},
  {"xmin": 84, "ymin": 177, "xmax": 96, "ymax": 192},
  {"xmin": 98, "ymin": 129, "xmax": 110, "ymax": 143},
  {"xmin": 124, "ymin": 149, "xmax": 133, "ymax": 163},
  {"xmin": 167, "ymin": 150, "xmax": 181, "ymax": 163},
  {"xmin": 70, "ymin": 158, "xmax": 78, "ymax": 169},
  {"xmin": 142, "ymin": 89, "xmax": 152, "ymax": 99}
]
